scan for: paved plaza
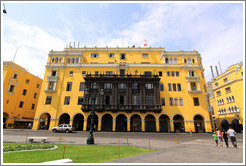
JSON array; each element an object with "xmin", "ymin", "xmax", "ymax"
[{"xmin": 3, "ymin": 129, "xmax": 244, "ymax": 163}]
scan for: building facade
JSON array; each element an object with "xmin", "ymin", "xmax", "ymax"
[
  {"xmin": 3, "ymin": 61, "xmax": 43, "ymax": 128},
  {"xmin": 209, "ymin": 62, "xmax": 243, "ymax": 132},
  {"xmin": 33, "ymin": 47, "xmax": 212, "ymax": 132}
]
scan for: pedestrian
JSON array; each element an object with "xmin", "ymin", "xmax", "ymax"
[
  {"xmin": 222, "ymin": 129, "xmax": 229, "ymax": 148},
  {"xmin": 27, "ymin": 123, "xmax": 32, "ymax": 129},
  {"xmin": 212, "ymin": 132, "xmax": 218, "ymax": 146},
  {"xmin": 189, "ymin": 128, "xmax": 192, "ymax": 136},
  {"xmin": 227, "ymin": 126, "xmax": 237, "ymax": 148},
  {"xmin": 216, "ymin": 128, "xmax": 223, "ymax": 147}
]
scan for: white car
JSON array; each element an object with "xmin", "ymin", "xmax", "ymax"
[{"xmin": 52, "ymin": 124, "xmax": 72, "ymax": 133}]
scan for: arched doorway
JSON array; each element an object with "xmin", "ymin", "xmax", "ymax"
[
  {"xmin": 87, "ymin": 114, "xmax": 98, "ymax": 131},
  {"xmin": 194, "ymin": 115, "xmax": 205, "ymax": 133},
  {"xmin": 73, "ymin": 114, "xmax": 84, "ymax": 131},
  {"xmin": 159, "ymin": 114, "xmax": 170, "ymax": 132},
  {"xmin": 116, "ymin": 114, "xmax": 127, "ymax": 132},
  {"xmin": 173, "ymin": 114, "xmax": 184, "ymax": 133},
  {"xmin": 59, "ymin": 113, "xmax": 70, "ymax": 125},
  {"xmin": 3, "ymin": 112, "xmax": 9, "ymax": 128},
  {"xmin": 130, "ymin": 114, "xmax": 141, "ymax": 132},
  {"xmin": 231, "ymin": 119, "xmax": 242, "ymax": 133},
  {"xmin": 221, "ymin": 119, "xmax": 229, "ymax": 131},
  {"xmin": 101, "ymin": 114, "xmax": 113, "ymax": 131},
  {"xmin": 39, "ymin": 113, "xmax": 51, "ymax": 130},
  {"xmin": 145, "ymin": 115, "xmax": 156, "ymax": 132}
]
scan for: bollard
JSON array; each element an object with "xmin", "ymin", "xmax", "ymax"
[
  {"xmin": 148, "ymin": 137, "xmax": 151, "ymax": 151},
  {"xmin": 59, "ymin": 133, "xmax": 62, "ymax": 144},
  {"xmin": 25, "ymin": 134, "xmax": 28, "ymax": 143},
  {"xmin": 118, "ymin": 139, "xmax": 120, "ymax": 158},
  {"xmin": 63, "ymin": 146, "xmax": 66, "ymax": 159}
]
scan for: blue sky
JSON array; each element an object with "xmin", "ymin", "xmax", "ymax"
[{"xmin": 2, "ymin": 2, "xmax": 244, "ymax": 81}]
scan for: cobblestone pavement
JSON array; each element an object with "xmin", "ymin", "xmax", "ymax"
[{"xmin": 3, "ymin": 129, "xmax": 244, "ymax": 163}]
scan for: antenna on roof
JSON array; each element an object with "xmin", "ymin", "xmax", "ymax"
[
  {"xmin": 218, "ymin": 61, "xmax": 222, "ymax": 74},
  {"xmin": 13, "ymin": 48, "xmax": 18, "ymax": 62},
  {"xmin": 74, "ymin": 42, "xmax": 75, "ymax": 48}
]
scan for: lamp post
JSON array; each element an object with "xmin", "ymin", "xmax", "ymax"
[{"xmin": 84, "ymin": 86, "xmax": 104, "ymax": 145}]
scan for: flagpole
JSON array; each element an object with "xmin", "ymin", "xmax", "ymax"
[{"xmin": 13, "ymin": 48, "xmax": 18, "ymax": 62}]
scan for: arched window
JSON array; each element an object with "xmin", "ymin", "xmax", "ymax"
[
  {"xmin": 169, "ymin": 58, "xmax": 173, "ymax": 64},
  {"xmin": 174, "ymin": 58, "xmax": 177, "ymax": 64},
  {"xmin": 228, "ymin": 107, "xmax": 231, "ymax": 113},
  {"xmin": 234, "ymin": 106, "xmax": 237, "ymax": 112},
  {"xmin": 52, "ymin": 58, "xmax": 55, "ymax": 62},
  {"xmin": 231, "ymin": 95, "xmax": 235, "ymax": 101},
  {"xmin": 55, "ymin": 57, "xmax": 58, "ymax": 63},
  {"xmin": 192, "ymin": 59, "xmax": 195, "ymax": 63},
  {"xmin": 229, "ymin": 96, "xmax": 232, "ymax": 102},
  {"xmin": 184, "ymin": 59, "xmax": 187, "ymax": 63},
  {"xmin": 67, "ymin": 58, "xmax": 70, "ymax": 63},
  {"xmin": 187, "ymin": 58, "xmax": 191, "ymax": 63},
  {"xmin": 76, "ymin": 58, "xmax": 79, "ymax": 63},
  {"xmin": 72, "ymin": 58, "xmax": 75, "ymax": 63},
  {"xmin": 59, "ymin": 58, "xmax": 62, "ymax": 63}
]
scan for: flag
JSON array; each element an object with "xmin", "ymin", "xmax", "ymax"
[{"xmin": 144, "ymin": 40, "xmax": 147, "ymax": 47}]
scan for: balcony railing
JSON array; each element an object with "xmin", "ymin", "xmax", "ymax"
[{"xmin": 84, "ymin": 74, "xmax": 160, "ymax": 79}]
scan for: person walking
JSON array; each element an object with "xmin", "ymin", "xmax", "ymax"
[
  {"xmin": 216, "ymin": 128, "xmax": 223, "ymax": 147},
  {"xmin": 222, "ymin": 129, "xmax": 229, "ymax": 148},
  {"xmin": 189, "ymin": 128, "xmax": 192, "ymax": 136},
  {"xmin": 227, "ymin": 126, "xmax": 237, "ymax": 148},
  {"xmin": 212, "ymin": 132, "xmax": 218, "ymax": 146}
]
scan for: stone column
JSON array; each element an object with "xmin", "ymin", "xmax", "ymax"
[
  {"xmin": 156, "ymin": 120, "xmax": 160, "ymax": 132},
  {"xmin": 204, "ymin": 120, "xmax": 212, "ymax": 132},
  {"xmin": 127, "ymin": 119, "xmax": 131, "ymax": 131},
  {"xmin": 112, "ymin": 119, "xmax": 116, "ymax": 131},
  {"xmin": 83, "ymin": 119, "xmax": 88, "ymax": 131},
  {"xmin": 32, "ymin": 118, "xmax": 40, "ymax": 130},
  {"xmin": 141, "ymin": 119, "xmax": 145, "ymax": 132},
  {"xmin": 69, "ymin": 119, "xmax": 73, "ymax": 126},
  {"xmin": 184, "ymin": 120, "xmax": 194, "ymax": 132},
  {"xmin": 98, "ymin": 119, "xmax": 102, "ymax": 131},
  {"xmin": 170, "ymin": 120, "xmax": 174, "ymax": 132}
]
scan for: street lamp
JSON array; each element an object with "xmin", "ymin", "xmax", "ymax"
[
  {"xmin": 84, "ymin": 85, "xmax": 104, "ymax": 145},
  {"xmin": 3, "ymin": 3, "xmax": 7, "ymax": 14}
]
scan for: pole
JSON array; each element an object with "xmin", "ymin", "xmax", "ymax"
[
  {"xmin": 63, "ymin": 146, "xmax": 66, "ymax": 159},
  {"xmin": 25, "ymin": 134, "xmax": 28, "ymax": 143},
  {"xmin": 87, "ymin": 95, "xmax": 95, "ymax": 144},
  {"xmin": 13, "ymin": 48, "xmax": 18, "ymax": 62}
]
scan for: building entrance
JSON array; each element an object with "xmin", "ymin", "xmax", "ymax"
[
  {"xmin": 116, "ymin": 114, "xmax": 127, "ymax": 132},
  {"xmin": 231, "ymin": 118, "xmax": 242, "ymax": 133},
  {"xmin": 221, "ymin": 119, "xmax": 229, "ymax": 131},
  {"xmin": 73, "ymin": 114, "xmax": 84, "ymax": 131},
  {"xmin": 159, "ymin": 115, "xmax": 170, "ymax": 132},
  {"xmin": 194, "ymin": 115, "xmax": 205, "ymax": 133},
  {"xmin": 130, "ymin": 114, "xmax": 141, "ymax": 131},
  {"xmin": 59, "ymin": 113, "xmax": 70, "ymax": 125},
  {"xmin": 39, "ymin": 113, "xmax": 51, "ymax": 130},
  {"xmin": 87, "ymin": 114, "xmax": 98, "ymax": 131},
  {"xmin": 145, "ymin": 115, "xmax": 156, "ymax": 132},
  {"xmin": 101, "ymin": 114, "xmax": 113, "ymax": 131},
  {"xmin": 173, "ymin": 115, "xmax": 184, "ymax": 133}
]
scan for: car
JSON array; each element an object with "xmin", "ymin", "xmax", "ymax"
[{"xmin": 52, "ymin": 124, "xmax": 72, "ymax": 133}]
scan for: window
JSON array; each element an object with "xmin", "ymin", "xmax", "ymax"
[
  {"xmin": 170, "ymin": 58, "xmax": 173, "ymax": 64},
  {"xmin": 95, "ymin": 71, "xmax": 99, "ymax": 76},
  {"xmin": 26, "ymin": 79, "xmax": 30, "ymax": 84},
  {"xmin": 167, "ymin": 71, "xmax": 170, "ymax": 77},
  {"xmin": 34, "ymin": 93, "xmax": 37, "ymax": 99},
  {"xmin": 120, "ymin": 53, "xmax": 126, "ymax": 60},
  {"xmin": 146, "ymin": 95, "xmax": 154, "ymax": 105},
  {"xmin": 231, "ymin": 95, "xmax": 235, "ymax": 102},
  {"xmin": 82, "ymin": 71, "xmax": 86, "ymax": 76},
  {"xmin": 215, "ymin": 82, "xmax": 219, "ymax": 87},
  {"xmin": 118, "ymin": 96, "xmax": 125, "ymax": 105},
  {"xmin": 176, "ymin": 72, "xmax": 179, "ymax": 77},
  {"xmin": 45, "ymin": 96, "xmax": 52, "ymax": 104},
  {"xmin": 51, "ymin": 71, "xmax": 57, "ymax": 76},
  {"xmin": 216, "ymin": 91, "xmax": 221, "ymax": 96},
  {"xmin": 13, "ymin": 74, "xmax": 18, "ymax": 79},
  {"xmin": 161, "ymin": 98, "xmax": 165, "ymax": 106},
  {"xmin": 9, "ymin": 85, "xmax": 15, "ymax": 92},
  {"xmin": 241, "ymin": 72, "xmax": 243, "ymax": 76},
  {"xmin": 193, "ymin": 98, "xmax": 200, "ymax": 106},
  {"xmin": 225, "ymin": 87, "xmax": 231, "ymax": 93},
  {"xmin": 55, "ymin": 58, "xmax": 58, "ymax": 63},
  {"xmin": 159, "ymin": 71, "xmax": 162, "ymax": 76},
  {"xmin": 160, "ymin": 84, "xmax": 164, "ymax": 91},
  {"xmin": 105, "ymin": 95, "xmax": 111, "ymax": 105},
  {"xmin": 187, "ymin": 58, "xmax": 191, "ymax": 63},
  {"xmin": 168, "ymin": 83, "xmax": 172, "ymax": 91},
  {"xmin": 142, "ymin": 53, "xmax": 148, "ymax": 58},
  {"xmin": 91, "ymin": 83, "xmax": 98, "ymax": 89},
  {"xmin": 177, "ymin": 84, "xmax": 181, "ymax": 91},
  {"xmin": 76, "ymin": 58, "xmax": 79, "ymax": 63},
  {"xmin": 132, "ymin": 95, "xmax": 140, "ymax": 105},
  {"xmin": 78, "ymin": 97, "xmax": 84, "ymax": 105},
  {"xmin": 169, "ymin": 97, "xmax": 174, "ymax": 106},
  {"xmin": 145, "ymin": 83, "xmax": 153, "ymax": 90},
  {"xmin": 19, "ymin": 101, "xmax": 24, "ymax": 108},
  {"xmin": 48, "ymin": 82, "xmax": 55, "ymax": 90},
  {"xmin": 118, "ymin": 83, "xmax": 126, "ymax": 90},
  {"xmin": 184, "ymin": 59, "xmax": 187, "ymax": 63},
  {"xmin": 91, "ymin": 53, "xmax": 99, "ymax": 58},
  {"xmin": 165, "ymin": 58, "xmax": 169, "ymax": 64},
  {"xmin": 144, "ymin": 71, "xmax": 152, "ymax": 77},
  {"xmin": 31, "ymin": 104, "xmax": 35, "ymax": 110},
  {"xmin": 171, "ymin": 71, "xmax": 175, "ymax": 77},
  {"xmin": 104, "ymin": 83, "xmax": 112, "ymax": 90},
  {"xmin": 106, "ymin": 71, "xmax": 113, "ymax": 76},
  {"xmin": 69, "ymin": 71, "xmax": 73, "ymax": 76},
  {"xmin": 189, "ymin": 71, "xmax": 194, "ymax": 77},
  {"xmin": 173, "ymin": 84, "xmax": 177, "ymax": 91},
  {"xmin": 132, "ymin": 83, "xmax": 139, "ymax": 90},
  {"xmin": 72, "ymin": 58, "xmax": 75, "ymax": 63},
  {"xmin": 190, "ymin": 82, "xmax": 197, "ymax": 91},
  {"xmin": 174, "ymin": 98, "xmax": 179, "ymax": 106},
  {"xmin": 179, "ymin": 98, "xmax": 183, "ymax": 106},
  {"xmin": 109, "ymin": 53, "xmax": 115, "ymax": 58},
  {"xmin": 120, "ymin": 69, "xmax": 125, "ymax": 76},
  {"xmin": 37, "ymin": 84, "xmax": 40, "ymax": 88},
  {"xmin": 64, "ymin": 96, "xmax": 70, "ymax": 105},
  {"xmin": 224, "ymin": 78, "xmax": 228, "ymax": 83},
  {"xmin": 192, "ymin": 59, "xmax": 195, "ymax": 63},
  {"xmin": 79, "ymin": 82, "xmax": 85, "ymax": 91},
  {"xmin": 22, "ymin": 89, "xmax": 27, "ymax": 96},
  {"xmin": 174, "ymin": 58, "xmax": 177, "ymax": 64},
  {"xmin": 66, "ymin": 82, "xmax": 72, "ymax": 91}
]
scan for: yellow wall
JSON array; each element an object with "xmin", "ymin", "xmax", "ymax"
[
  {"xmin": 3, "ymin": 61, "xmax": 43, "ymax": 128},
  {"xmin": 33, "ymin": 47, "xmax": 212, "ymax": 132},
  {"xmin": 210, "ymin": 62, "xmax": 243, "ymax": 130}
]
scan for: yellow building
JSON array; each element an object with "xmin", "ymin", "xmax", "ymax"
[
  {"xmin": 33, "ymin": 46, "xmax": 212, "ymax": 133},
  {"xmin": 209, "ymin": 62, "xmax": 243, "ymax": 132},
  {"xmin": 3, "ymin": 61, "xmax": 43, "ymax": 128}
]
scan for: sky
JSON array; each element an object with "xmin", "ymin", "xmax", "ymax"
[{"xmin": 1, "ymin": 2, "xmax": 244, "ymax": 81}]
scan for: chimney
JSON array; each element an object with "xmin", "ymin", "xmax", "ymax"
[
  {"xmin": 215, "ymin": 66, "xmax": 219, "ymax": 76},
  {"xmin": 210, "ymin": 66, "xmax": 214, "ymax": 78}
]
